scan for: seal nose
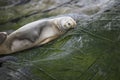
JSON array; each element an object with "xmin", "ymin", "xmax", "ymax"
[{"xmin": 71, "ymin": 19, "xmax": 77, "ymax": 28}]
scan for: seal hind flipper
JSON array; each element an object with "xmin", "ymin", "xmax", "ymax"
[{"xmin": 0, "ymin": 32, "xmax": 7, "ymax": 45}]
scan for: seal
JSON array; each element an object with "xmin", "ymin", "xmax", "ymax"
[{"xmin": 0, "ymin": 16, "xmax": 76, "ymax": 54}]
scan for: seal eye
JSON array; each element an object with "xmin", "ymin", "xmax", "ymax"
[{"xmin": 68, "ymin": 23, "xmax": 71, "ymax": 26}]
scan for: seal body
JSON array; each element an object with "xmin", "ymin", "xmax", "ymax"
[{"xmin": 0, "ymin": 16, "xmax": 76, "ymax": 54}]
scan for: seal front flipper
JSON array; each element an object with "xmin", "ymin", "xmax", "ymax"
[
  {"xmin": 9, "ymin": 20, "xmax": 48, "ymax": 43},
  {"xmin": 14, "ymin": 31, "xmax": 40, "ymax": 43},
  {"xmin": 39, "ymin": 35, "xmax": 59, "ymax": 45},
  {"xmin": 0, "ymin": 32, "xmax": 7, "ymax": 45},
  {"xmin": 6, "ymin": 21, "xmax": 49, "ymax": 52}
]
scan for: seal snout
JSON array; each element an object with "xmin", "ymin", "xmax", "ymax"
[
  {"xmin": 69, "ymin": 18, "xmax": 77, "ymax": 28},
  {"xmin": 66, "ymin": 18, "xmax": 76, "ymax": 29},
  {"xmin": 60, "ymin": 17, "xmax": 77, "ymax": 30}
]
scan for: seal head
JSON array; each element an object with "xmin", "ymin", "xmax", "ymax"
[{"xmin": 52, "ymin": 17, "xmax": 77, "ymax": 32}]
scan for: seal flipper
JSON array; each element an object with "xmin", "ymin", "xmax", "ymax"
[
  {"xmin": 14, "ymin": 29, "xmax": 41, "ymax": 43},
  {"xmin": 0, "ymin": 32, "xmax": 7, "ymax": 45}
]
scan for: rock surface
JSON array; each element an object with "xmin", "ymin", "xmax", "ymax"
[
  {"xmin": 0, "ymin": 0, "xmax": 120, "ymax": 80},
  {"xmin": 0, "ymin": 0, "xmax": 115, "ymax": 31}
]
